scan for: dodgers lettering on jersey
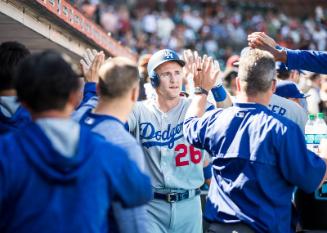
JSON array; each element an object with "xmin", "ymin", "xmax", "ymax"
[
  {"xmin": 140, "ymin": 122, "xmax": 183, "ymax": 149},
  {"xmin": 128, "ymin": 98, "xmax": 207, "ymax": 190}
]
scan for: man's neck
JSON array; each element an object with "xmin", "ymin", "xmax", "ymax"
[
  {"xmin": 0, "ymin": 89, "xmax": 16, "ymax": 96},
  {"xmin": 236, "ymin": 92, "xmax": 271, "ymax": 106},
  {"xmin": 32, "ymin": 109, "xmax": 71, "ymax": 120},
  {"xmin": 156, "ymin": 96, "xmax": 180, "ymax": 113},
  {"xmin": 93, "ymin": 98, "xmax": 130, "ymax": 122}
]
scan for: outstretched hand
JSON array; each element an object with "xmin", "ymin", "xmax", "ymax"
[
  {"xmin": 192, "ymin": 55, "xmax": 220, "ymax": 91},
  {"xmin": 80, "ymin": 49, "xmax": 105, "ymax": 83}
]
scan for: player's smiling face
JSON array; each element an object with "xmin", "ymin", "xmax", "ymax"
[{"xmin": 155, "ymin": 61, "xmax": 183, "ymax": 100}]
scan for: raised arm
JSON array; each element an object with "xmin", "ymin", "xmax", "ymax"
[
  {"xmin": 248, "ymin": 32, "xmax": 327, "ymax": 74},
  {"xmin": 79, "ymin": 49, "xmax": 105, "ymax": 105}
]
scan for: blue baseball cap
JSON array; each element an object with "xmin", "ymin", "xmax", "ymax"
[
  {"xmin": 275, "ymin": 61, "xmax": 304, "ymax": 74},
  {"xmin": 275, "ymin": 81, "xmax": 308, "ymax": 99},
  {"xmin": 275, "ymin": 62, "xmax": 288, "ymax": 72},
  {"xmin": 147, "ymin": 49, "xmax": 185, "ymax": 75}
]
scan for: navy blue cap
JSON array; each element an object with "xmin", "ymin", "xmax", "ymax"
[
  {"xmin": 147, "ymin": 49, "xmax": 185, "ymax": 74},
  {"xmin": 275, "ymin": 81, "xmax": 308, "ymax": 99},
  {"xmin": 275, "ymin": 62, "xmax": 288, "ymax": 72},
  {"xmin": 275, "ymin": 61, "xmax": 304, "ymax": 74}
]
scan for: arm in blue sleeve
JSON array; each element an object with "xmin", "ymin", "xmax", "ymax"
[
  {"xmin": 183, "ymin": 109, "xmax": 220, "ymax": 150},
  {"xmin": 278, "ymin": 122, "xmax": 326, "ymax": 193},
  {"xmin": 203, "ymin": 163, "xmax": 212, "ymax": 180},
  {"xmin": 286, "ymin": 49, "xmax": 327, "ymax": 74},
  {"xmin": 108, "ymin": 145, "xmax": 152, "ymax": 207},
  {"xmin": 75, "ymin": 82, "xmax": 97, "ymax": 110}
]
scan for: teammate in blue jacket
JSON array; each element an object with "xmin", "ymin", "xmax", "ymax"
[
  {"xmin": 73, "ymin": 54, "xmax": 151, "ymax": 233},
  {"xmin": 248, "ymin": 31, "xmax": 327, "ymax": 74},
  {"xmin": 0, "ymin": 41, "xmax": 31, "ymax": 134},
  {"xmin": 0, "ymin": 50, "xmax": 152, "ymax": 233},
  {"xmin": 183, "ymin": 48, "xmax": 327, "ymax": 233}
]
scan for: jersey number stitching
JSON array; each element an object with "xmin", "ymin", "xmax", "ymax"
[{"xmin": 175, "ymin": 144, "xmax": 202, "ymax": 167}]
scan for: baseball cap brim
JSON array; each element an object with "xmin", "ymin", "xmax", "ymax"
[{"xmin": 153, "ymin": 59, "xmax": 185, "ymax": 71}]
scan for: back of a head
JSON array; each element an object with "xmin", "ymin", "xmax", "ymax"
[
  {"xmin": 0, "ymin": 41, "xmax": 30, "ymax": 92},
  {"xmin": 238, "ymin": 48, "xmax": 276, "ymax": 96},
  {"xmin": 98, "ymin": 57, "xmax": 138, "ymax": 99},
  {"xmin": 15, "ymin": 50, "xmax": 80, "ymax": 113},
  {"xmin": 275, "ymin": 62, "xmax": 291, "ymax": 80}
]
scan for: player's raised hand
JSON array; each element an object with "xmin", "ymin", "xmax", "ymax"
[
  {"xmin": 183, "ymin": 49, "xmax": 201, "ymax": 79},
  {"xmin": 248, "ymin": 32, "xmax": 277, "ymax": 53},
  {"xmin": 191, "ymin": 52, "xmax": 203, "ymax": 87},
  {"xmin": 200, "ymin": 56, "xmax": 220, "ymax": 91},
  {"xmin": 80, "ymin": 49, "xmax": 105, "ymax": 83}
]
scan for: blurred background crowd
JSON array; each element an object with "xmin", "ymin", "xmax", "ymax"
[{"xmin": 72, "ymin": 0, "xmax": 327, "ymax": 115}]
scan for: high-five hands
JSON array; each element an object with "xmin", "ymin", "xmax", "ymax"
[{"xmin": 80, "ymin": 48, "xmax": 105, "ymax": 83}]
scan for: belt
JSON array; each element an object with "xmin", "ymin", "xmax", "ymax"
[{"xmin": 154, "ymin": 188, "xmax": 201, "ymax": 203}]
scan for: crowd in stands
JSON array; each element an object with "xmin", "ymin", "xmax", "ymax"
[
  {"xmin": 70, "ymin": 0, "xmax": 327, "ymax": 114},
  {"xmin": 73, "ymin": 1, "xmax": 327, "ymax": 67}
]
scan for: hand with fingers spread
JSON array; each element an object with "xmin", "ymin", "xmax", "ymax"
[
  {"xmin": 80, "ymin": 49, "xmax": 105, "ymax": 83},
  {"xmin": 199, "ymin": 56, "xmax": 220, "ymax": 92},
  {"xmin": 191, "ymin": 53, "xmax": 204, "ymax": 88},
  {"xmin": 183, "ymin": 49, "xmax": 201, "ymax": 80}
]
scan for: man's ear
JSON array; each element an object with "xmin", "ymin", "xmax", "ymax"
[
  {"xmin": 271, "ymin": 79, "xmax": 277, "ymax": 93},
  {"xmin": 68, "ymin": 90, "xmax": 82, "ymax": 110},
  {"xmin": 236, "ymin": 77, "xmax": 241, "ymax": 92}
]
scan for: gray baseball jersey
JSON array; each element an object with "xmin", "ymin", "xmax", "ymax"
[
  {"xmin": 128, "ymin": 97, "xmax": 209, "ymax": 190},
  {"xmin": 269, "ymin": 94, "xmax": 307, "ymax": 132}
]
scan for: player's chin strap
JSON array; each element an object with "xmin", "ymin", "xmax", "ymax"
[{"xmin": 153, "ymin": 188, "xmax": 201, "ymax": 203}]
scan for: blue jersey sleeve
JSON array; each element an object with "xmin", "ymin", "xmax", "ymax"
[
  {"xmin": 75, "ymin": 82, "xmax": 97, "ymax": 110},
  {"xmin": 286, "ymin": 49, "xmax": 327, "ymax": 74},
  {"xmin": 183, "ymin": 109, "xmax": 221, "ymax": 151},
  {"xmin": 105, "ymin": 144, "xmax": 153, "ymax": 207},
  {"xmin": 277, "ymin": 122, "xmax": 326, "ymax": 193}
]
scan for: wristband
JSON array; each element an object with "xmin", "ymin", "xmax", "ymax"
[
  {"xmin": 203, "ymin": 163, "xmax": 212, "ymax": 180},
  {"xmin": 194, "ymin": 86, "xmax": 209, "ymax": 95},
  {"xmin": 211, "ymin": 84, "xmax": 227, "ymax": 102},
  {"xmin": 275, "ymin": 45, "xmax": 283, "ymax": 50}
]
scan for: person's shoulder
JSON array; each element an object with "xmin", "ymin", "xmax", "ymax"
[
  {"xmin": 72, "ymin": 97, "xmax": 96, "ymax": 122},
  {"xmin": 81, "ymin": 127, "xmax": 130, "ymax": 164},
  {"xmin": 269, "ymin": 94, "xmax": 304, "ymax": 115},
  {"xmin": 264, "ymin": 103, "xmax": 302, "ymax": 132}
]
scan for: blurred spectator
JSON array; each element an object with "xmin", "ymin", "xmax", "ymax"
[
  {"xmin": 307, "ymin": 73, "xmax": 322, "ymax": 114},
  {"xmin": 74, "ymin": 0, "xmax": 327, "ymax": 113}
]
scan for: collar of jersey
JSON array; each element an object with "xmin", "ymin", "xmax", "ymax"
[
  {"xmin": 233, "ymin": 102, "xmax": 268, "ymax": 110},
  {"xmin": 87, "ymin": 109, "xmax": 125, "ymax": 127}
]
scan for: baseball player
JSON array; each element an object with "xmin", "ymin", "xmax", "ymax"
[
  {"xmin": 73, "ymin": 54, "xmax": 151, "ymax": 233},
  {"xmin": 183, "ymin": 48, "xmax": 327, "ymax": 233},
  {"xmin": 127, "ymin": 49, "xmax": 226, "ymax": 233},
  {"xmin": 230, "ymin": 47, "xmax": 308, "ymax": 132},
  {"xmin": 0, "ymin": 41, "xmax": 31, "ymax": 134},
  {"xmin": 0, "ymin": 50, "xmax": 152, "ymax": 233}
]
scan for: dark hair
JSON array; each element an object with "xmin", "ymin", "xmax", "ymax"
[
  {"xmin": 277, "ymin": 70, "xmax": 291, "ymax": 80},
  {"xmin": 98, "ymin": 57, "xmax": 138, "ymax": 99},
  {"xmin": 0, "ymin": 41, "xmax": 30, "ymax": 91},
  {"xmin": 14, "ymin": 50, "xmax": 80, "ymax": 113}
]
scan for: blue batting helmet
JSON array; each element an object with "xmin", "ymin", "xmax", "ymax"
[{"xmin": 147, "ymin": 49, "xmax": 185, "ymax": 88}]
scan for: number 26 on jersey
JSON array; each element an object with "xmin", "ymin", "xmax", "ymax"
[{"xmin": 175, "ymin": 144, "xmax": 202, "ymax": 167}]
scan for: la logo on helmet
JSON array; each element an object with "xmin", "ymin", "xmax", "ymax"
[{"xmin": 164, "ymin": 50, "xmax": 174, "ymax": 59}]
